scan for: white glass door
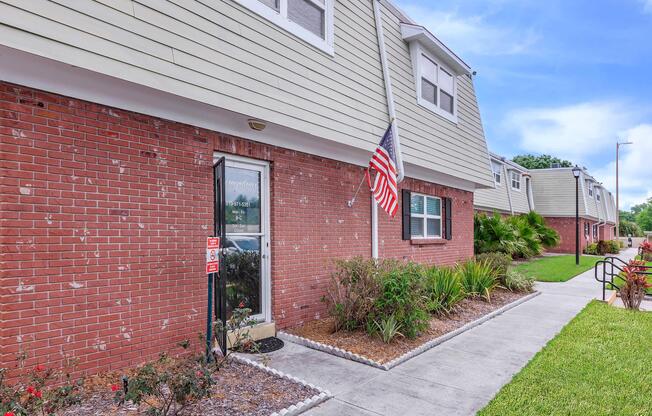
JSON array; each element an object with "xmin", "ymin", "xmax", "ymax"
[{"xmin": 216, "ymin": 154, "xmax": 270, "ymax": 322}]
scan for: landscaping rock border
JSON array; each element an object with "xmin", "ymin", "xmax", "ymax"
[
  {"xmin": 230, "ymin": 354, "xmax": 332, "ymax": 416},
  {"xmin": 279, "ymin": 291, "xmax": 541, "ymax": 371}
]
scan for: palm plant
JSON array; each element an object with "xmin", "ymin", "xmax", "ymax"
[{"xmin": 474, "ymin": 213, "xmax": 525, "ymax": 256}]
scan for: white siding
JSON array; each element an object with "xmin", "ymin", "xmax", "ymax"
[
  {"xmin": 530, "ymin": 169, "xmax": 592, "ymax": 218},
  {"xmin": 0, "ymin": 0, "xmax": 494, "ymax": 188}
]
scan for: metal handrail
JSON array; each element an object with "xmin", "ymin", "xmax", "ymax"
[{"xmin": 594, "ymin": 257, "xmax": 652, "ymax": 301}]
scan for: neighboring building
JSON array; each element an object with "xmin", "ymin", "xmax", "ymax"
[
  {"xmin": 474, "ymin": 153, "xmax": 534, "ymax": 216},
  {"xmin": 529, "ymin": 168, "xmax": 616, "ymax": 253},
  {"xmin": 0, "ymin": 1, "xmax": 494, "ymax": 375}
]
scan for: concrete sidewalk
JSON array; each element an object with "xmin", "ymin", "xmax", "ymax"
[{"xmin": 255, "ymin": 249, "xmax": 636, "ymax": 416}]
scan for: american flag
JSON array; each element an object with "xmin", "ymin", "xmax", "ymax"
[{"xmin": 367, "ymin": 123, "xmax": 401, "ymax": 217}]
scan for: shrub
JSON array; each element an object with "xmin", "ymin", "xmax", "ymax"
[
  {"xmin": 373, "ymin": 315, "xmax": 404, "ymax": 344},
  {"xmin": 372, "ymin": 264, "xmax": 429, "ymax": 339},
  {"xmin": 0, "ymin": 358, "xmax": 82, "ymax": 416},
  {"xmin": 475, "ymin": 252, "xmax": 511, "ymax": 280},
  {"xmin": 585, "ymin": 242, "xmax": 598, "ymax": 255},
  {"xmin": 640, "ymin": 241, "xmax": 652, "ymax": 262},
  {"xmin": 618, "ymin": 263, "xmax": 652, "ymax": 310},
  {"xmin": 474, "ymin": 212, "xmax": 559, "ymax": 259},
  {"xmin": 323, "ymin": 257, "xmax": 383, "ymax": 331},
  {"xmin": 474, "ymin": 213, "xmax": 525, "ymax": 256},
  {"xmin": 503, "ymin": 269, "xmax": 535, "ymax": 292},
  {"xmin": 458, "ymin": 260, "xmax": 498, "ymax": 301},
  {"xmin": 605, "ymin": 240, "xmax": 620, "ymax": 254},
  {"xmin": 423, "ymin": 267, "xmax": 464, "ymax": 315},
  {"xmin": 117, "ymin": 345, "xmax": 214, "ymax": 416}
]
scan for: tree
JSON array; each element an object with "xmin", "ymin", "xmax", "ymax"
[
  {"xmin": 635, "ymin": 203, "xmax": 652, "ymax": 232},
  {"xmin": 619, "ymin": 220, "xmax": 643, "ymax": 237},
  {"xmin": 619, "ymin": 210, "xmax": 635, "ymax": 222},
  {"xmin": 512, "ymin": 154, "xmax": 573, "ymax": 170}
]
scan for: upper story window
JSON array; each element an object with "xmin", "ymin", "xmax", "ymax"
[
  {"xmin": 401, "ymin": 23, "xmax": 471, "ymax": 125},
  {"xmin": 236, "ymin": 0, "xmax": 334, "ymax": 55},
  {"xmin": 510, "ymin": 171, "xmax": 521, "ymax": 191},
  {"xmin": 588, "ymin": 181, "xmax": 594, "ymax": 197},
  {"xmin": 416, "ymin": 51, "xmax": 457, "ymax": 122},
  {"xmin": 596, "ymin": 190, "xmax": 601, "ymax": 202},
  {"xmin": 491, "ymin": 161, "xmax": 502, "ymax": 185},
  {"xmin": 410, "ymin": 193, "xmax": 442, "ymax": 239}
]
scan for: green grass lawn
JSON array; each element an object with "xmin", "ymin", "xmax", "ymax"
[
  {"xmin": 513, "ymin": 255, "xmax": 602, "ymax": 282},
  {"xmin": 479, "ymin": 301, "xmax": 652, "ymax": 416}
]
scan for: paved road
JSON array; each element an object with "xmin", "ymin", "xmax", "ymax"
[{"xmin": 256, "ymin": 250, "xmax": 636, "ymax": 415}]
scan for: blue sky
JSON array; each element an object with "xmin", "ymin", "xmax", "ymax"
[{"xmin": 396, "ymin": 0, "xmax": 652, "ymax": 210}]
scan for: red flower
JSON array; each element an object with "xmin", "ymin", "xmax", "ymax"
[
  {"xmin": 34, "ymin": 390, "xmax": 42, "ymax": 399},
  {"xmin": 238, "ymin": 301, "xmax": 245, "ymax": 309},
  {"xmin": 35, "ymin": 364, "xmax": 45, "ymax": 372},
  {"xmin": 5, "ymin": 412, "xmax": 16, "ymax": 416},
  {"xmin": 111, "ymin": 384, "xmax": 120, "ymax": 392},
  {"xmin": 26, "ymin": 385, "xmax": 35, "ymax": 394},
  {"xmin": 196, "ymin": 371, "xmax": 203, "ymax": 377}
]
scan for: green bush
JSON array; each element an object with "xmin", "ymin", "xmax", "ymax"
[
  {"xmin": 475, "ymin": 252, "xmax": 512, "ymax": 280},
  {"xmin": 606, "ymin": 240, "xmax": 620, "ymax": 254},
  {"xmin": 503, "ymin": 269, "xmax": 535, "ymax": 292},
  {"xmin": 323, "ymin": 257, "xmax": 384, "ymax": 331},
  {"xmin": 584, "ymin": 242, "xmax": 598, "ymax": 255},
  {"xmin": 373, "ymin": 263, "xmax": 429, "ymax": 339},
  {"xmin": 474, "ymin": 212, "xmax": 560, "ymax": 259},
  {"xmin": 586, "ymin": 240, "xmax": 621, "ymax": 256},
  {"xmin": 423, "ymin": 266, "xmax": 464, "ymax": 315},
  {"xmin": 458, "ymin": 260, "xmax": 499, "ymax": 301}
]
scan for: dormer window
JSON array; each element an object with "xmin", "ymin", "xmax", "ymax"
[
  {"xmin": 419, "ymin": 54, "xmax": 455, "ymax": 116},
  {"xmin": 491, "ymin": 161, "xmax": 502, "ymax": 185},
  {"xmin": 588, "ymin": 181, "xmax": 594, "ymax": 197},
  {"xmin": 237, "ymin": 0, "xmax": 334, "ymax": 54},
  {"xmin": 511, "ymin": 171, "xmax": 521, "ymax": 191},
  {"xmin": 596, "ymin": 190, "xmax": 601, "ymax": 201},
  {"xmin": 415, "ymin": 51, "xmax": 457, "ymax": 121},
  {"xmin": 401, "ymin": 23, "xmax": 471, "ymax": 124}
]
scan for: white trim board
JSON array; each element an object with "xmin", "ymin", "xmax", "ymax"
[{"xmin": 0, "ymin": 45, "xmax": 480, "ymax": 193}]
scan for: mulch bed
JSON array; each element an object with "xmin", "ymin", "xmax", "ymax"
[
  {"xmin": 58, "ymin": 360, "xmax": 319, "ymax": 416},
  {"xmin": 287, "ymin": 289, "xmax": 530, "ymax": 364}
]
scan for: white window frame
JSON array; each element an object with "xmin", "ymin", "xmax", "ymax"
[
  {"xmin": 410, "ymin": 43, "xmax": 458, "ymax": 124},
  {"xmin": 410, "ymin": 193, "xmax": 442, "ymax": 239},
  {"xmin": 596, "ymin": 190, "xmax": 601, "ymax": 202},
  {"xmin": 491, "ymin": 161, "xmax": 502, "ymax": 186},
  {"xmin": 235, "ymin": 0, "xmax": 335, "ymax": 55},
  {"xmin": 588, "ymin": 181, "xmax": 594, "ymax": 197},
  {"xmin": 510, "ymin": 171, "xmax": 521, "ymax": 191}
]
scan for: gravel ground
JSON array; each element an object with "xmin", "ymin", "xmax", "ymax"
[
  {"xmin": 58, "ymin": 360, "xmax": 319, "ymax": 416},
  {"xmin": 288, "ymin": 289, "xmax": 530, "ymax": 364}
]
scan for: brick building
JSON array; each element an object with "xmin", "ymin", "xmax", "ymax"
[
  {"xmin": 529, "ymin": 168, "xmax": 616, "ymax": 253},
  {"xmin": 0, "ymin": 0, "xmax": 493, "ymax": 376}
]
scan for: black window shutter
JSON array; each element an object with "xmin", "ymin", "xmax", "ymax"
[
  {"xmin": 445, "ymin": 197, "xmax": 453, "ymax": 240},
  {"xmin": 402, "ymin": 189, "xmax": 411, "ymax": 240}
]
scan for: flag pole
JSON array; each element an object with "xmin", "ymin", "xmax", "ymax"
[{"xmin": 347, "ymin": 174, "xmax": 367, "ymax": 207}]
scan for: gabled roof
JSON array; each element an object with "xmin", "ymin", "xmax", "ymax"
[{"xmin": 400, "ymin": 23, "xmax": 472, "ymax": 75}]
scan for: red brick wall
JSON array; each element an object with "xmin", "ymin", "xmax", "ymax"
[
  {"xmin": 1, "ymin": 82, "xmax": 474, "ymax": 376},
  {"xmin": 599, "ymin": 224, "xmax": 615, "ymax": 241},
  {"xmin": 544, "ymin": 217, "xmax": 596, "ymax": 253}
]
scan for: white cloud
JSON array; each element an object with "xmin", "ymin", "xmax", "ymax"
[
  {"xmin": 398, "ymin": 4, "xmax": 540, "ymax": 56},
  {"xmin": 591, "ymin": 124, "xmax": 652, "ymax": 210},
  {"xmin": 642, "ymin": 0, "xmax": 652, "ymax": 13},
  {"xmin": 504, "ymin": 101, "xmax": 638, "ymax": 163},
  {"xmin": 503, "ymin": 102, "xmax": 652, "ymax": 209}
]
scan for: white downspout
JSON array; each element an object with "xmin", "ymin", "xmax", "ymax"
[
  {"xmin": 372, "ymin": 0, "xmax": 402, "ymax": 259},
  {"xmin": 504, "ymin": 166, "xmax": 514, "ymax": 215}
]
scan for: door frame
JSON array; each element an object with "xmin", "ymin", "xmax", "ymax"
[{"xmin": 213, "ymin": 152, "xmax": 272, "ymax": 323}]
